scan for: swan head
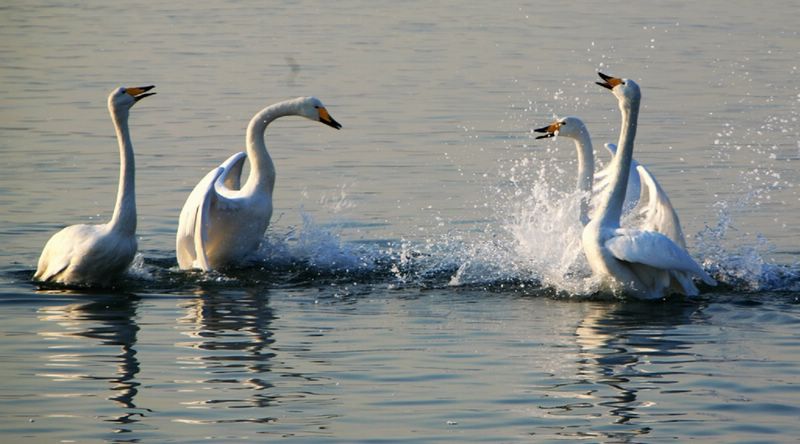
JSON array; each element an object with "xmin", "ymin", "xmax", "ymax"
[
  {"xmin": 298, "ymin": 97, "xmax": 342, "ymax": 130},
  {"xmin": 596, "ymin": 72, "xmax": 640, "ymax": 103},
  {"xmin": 108, "ymin": 85, "xmax": 156, "ymax": 111},
  {"xmin": 534, "ymin": 116, "xmax": 588, "ymax": 140}
]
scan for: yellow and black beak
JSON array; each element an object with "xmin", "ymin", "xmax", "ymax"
[
  {"xmin": 318, "ymin": 106, "xmax": 342, "ymax": 130},
  {"xmin": 533, "ymin": 121, "xmax": 561, "ymax": 139},
  {"xmin": 596, "ymin": 72, "xmax": 623, "ymax": 90},
  {"xmin": 126, "ymin": 85, "xmax": 156, "ymax": 102}
]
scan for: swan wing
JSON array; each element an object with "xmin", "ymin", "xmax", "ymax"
[
  {"xmin": 177, "ymin": 152, "xmax": 252, "ymax": 271},
  {"xmin": 669, "ymin": 269, "xmax": 701, "ymax": 296},
  {"xmin": 34, "ymin": 224, "xmax": 113, "ymax": 283},
  {"xmin": 592, "ymin": 143, "xmax": 619, "ymax": 185},
  {"xmin": 634, "ymin": 164, "xmax": 687, "ymax": 249},
  {"xmin": 591, "ymin": 143, "xmax": 615, "ymax": 188},
  {"xmin": 606, "ymin": 228, "xmax": 716, "ymax": 285},
  {"xmin": 218, "ymin": 151, "xmax": 248, "ymax": 192},
  {"xmin": 177, "ymin": 165, "xmax": 225, "ymax": 271},
  {"xmin": 625, "ymin": 159, "xmax": 641, "ymax": 211},
  {"xmin": 590, "ymin": 143, "xmax": 642, "ymax": 218},
  {"xmin": 34, "ymin": 235, "xmax": 71, "ymax": 281}
]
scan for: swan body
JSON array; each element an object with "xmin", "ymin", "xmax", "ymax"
[
  {"xmin": 582, "ymin": 73, "xmax": 714, "ymax": 299},
  {"xmin": 534, "ymin": 116, "xmax": 640, "ymax": 225},
  {"xmin": 176, "ymin": 96, "xmax": 342, "ymax": 271},
  {"xmin": 34, "ymin": 86, "xmax": 155, "ymax": 286}
]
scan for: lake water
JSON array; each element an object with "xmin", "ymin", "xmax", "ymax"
[{"xmin": 1, "ymin": 1, "xmax": 799, "ymax": 442}]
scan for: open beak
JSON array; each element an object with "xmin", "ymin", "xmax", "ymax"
[
  {"xmin": 126, "ymin": 85, "xmax": 156, "ymax": 102},
  {"xmin": 318, "ymin": 106, "xmax": 342, "ymax": 130},
  {"xmin": 595, "ymin": 72, "xmax": 623, "ymax": 90},
  {"xmin": 533, "ymin": 122, "xmax": 560, "ymax": 139}
]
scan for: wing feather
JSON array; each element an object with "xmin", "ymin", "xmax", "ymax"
[
  {"xmin": 177, "ymin": 152, "xmax": 250, "ymax": 271},
  {"xmin": 591, "ymin": 143, "xmax": 641, "ymax": 217},
  {"xmin": 633, "ymin": 165, "xmax": 687, "ymax": 249},
  {"xmin": 218, "ymin": 151, "xmax": 248, "ymax": 193},
  {"xmin": 606, "ymin": 228, "xmax": 715, "ymax": 285},
  {"xmin": 176, "ymin": 165, "xmax": 225, "ymax": 270}
]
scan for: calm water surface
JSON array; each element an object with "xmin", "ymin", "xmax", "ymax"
[{"xmin": 1, "ymin": 1, "xmax": 799, "ymax": 442}]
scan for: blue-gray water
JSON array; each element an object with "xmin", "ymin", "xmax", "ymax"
[{"xmin": 1, "ymin": 1, "xmax": 799, "ymax": 442}]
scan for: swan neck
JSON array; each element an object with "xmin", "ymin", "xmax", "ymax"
[
  {"xmin": 244, "ymin": 101, "xmax": 299, "ymax": 192},
  {"xmin": 108, "ymin": 107, "xmax": 136, "ymax": 235},
  {"xmin": 598, "ymin": 96, "xmax": 640, "ymax": 227},
  {"xmin": 573, "ymin": 131, "xmax": 594, "ymax": 225}
]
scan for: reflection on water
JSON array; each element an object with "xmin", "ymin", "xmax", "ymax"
[
  {"xmin": 169, "ymin": 287, "xmax": 342, "ymax": 439},
  {"xmin": 171, "ymin": 287, "xmax": 338, "ymax": 435},
  {"xmin": 37, "ymin": 293, "xmax": 147, "ymax": 432},
  {"xmin": 176, "ymin": 291, "xmax": 275, "ymax": 408},
  {"xmin": 566, "ymin": 301, "xmax": 703, "ymax": 442},
  {"xmin": 175, "ymin": 288, "xmax": 277, "ymax": 415},
  {"xmin": 2, "ymin": 0, "xmax": 799, "ymax": 440}
]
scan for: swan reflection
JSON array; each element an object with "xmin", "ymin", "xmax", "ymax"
[
  {"xmin": 175, "ymin": 288, "xmax": 280, "ymax": 418},
  {"xmin": 569, "ymin": 300, "xmax": 703, "ymax": 441},
  {"xmin": 36, "ymin": 293, "xmax": 146, "ymax": 429}
]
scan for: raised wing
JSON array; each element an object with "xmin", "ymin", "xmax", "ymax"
[
  {"xmin": 177, "ymin": 152, "xmax": 250, "ymax": 271},
  {"xmin": 634, "ymin": 164, "xmax": 687, "ymax": 249},
  {"xmin": 219, "ymin": 151, "xmax": 247, "ymax": 192},
  {"xmin": 176, "ymin": 165, "xmax": 224, "ymax": 271},
  {"xmin": 590, "ymin": 143, "xmax": 642, "ymax": 220},
  {"xmin": 606, "ymin": 228, "xmax": 716, "ymax": 285}
]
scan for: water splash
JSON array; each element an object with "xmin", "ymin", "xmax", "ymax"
[
  {"xmin": 117, "ymin": 113, "xmax": 800, "ymax": 296},
  {"xmin": 696, "ymin": 199, "xmax": 800, "ymax": 292},
  {"xmin": 254, "ymin": 211, "xmax": 379, "ymax": 277},
  {"xmin": 127, "ymin": 253, "xmax": 154, "ymax": 281},
  {"xmin": 386, "ymin": 150, "xmax": 602, "ymax": 297}
]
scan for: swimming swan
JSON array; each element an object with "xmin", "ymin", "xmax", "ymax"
[
  {"xmin": 582, "ymin": 73, "xmax": 714, "ymax": 299},
  {"xmin": 176, "ymin": 96, "xmax": 342, "ymax": 271},
  {"xmin": 34, "ymin": 85, "xmax": 155, "ymax": 286}
]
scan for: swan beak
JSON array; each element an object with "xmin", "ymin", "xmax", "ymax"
[
  {"xmin": 318, "ymin": 107, "xmax": 342, "ymax": 130},
  {"xmin": 126, "ymin": 85, "xmax": 156, "ymax": 102},
  {"xmin": 533, "ymin": 122, "xmax": 560, "ymax": 139},
  {"xmin": 596, "ymin": 72, "xmax": 623, "ymax": 90}
]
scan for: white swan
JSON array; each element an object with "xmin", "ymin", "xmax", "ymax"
[
  {"xmin": 176, "ymin": 96, "xmax": 342, "ymax": 271},
  {"xmin": 34, "ymin": 86, "xmax": 156, "ymax": 286},
  {"xmin": 533, "ymin": 117, "xmax": 685, "ymax": 248},
  {"xmin": 534, "ymin": 116, "xmax": 640, "ymax": 226},
  {"xmin": 582, "ymin": 73, "xmax": 715, "ymax": 299}
]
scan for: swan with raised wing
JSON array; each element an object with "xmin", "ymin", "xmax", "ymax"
[
  {"xmin": 581, "ymin": 72, "xmax": 714, "ymax": 299},
  {"xmin": 34, "ymin": 85, "xmax": 155, "ymax": 286},
  {"xmin": 534, "ymin": 116, "xmax": 640, "ymax": 226},
  {"xmin": 176, "ymin": 96, "xmax": 341, "ymax": 271},
  {"xmin": 534, "ymin": 117, "xmax": 685, "ymax": 248}
]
